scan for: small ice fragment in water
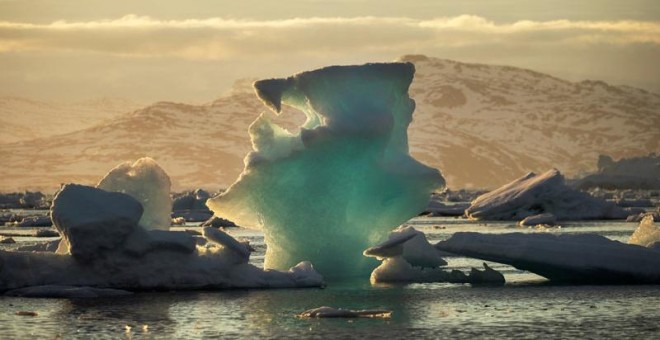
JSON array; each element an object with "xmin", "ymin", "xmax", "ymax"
[
  {"xmin": 15, "ymin": 311, "xmax": 38, "ymax": 316},
  {"xmin": 519, "ymin": 213, "xmax": 557, "ymax": 227},
  {"xmin": 298, "ymin": 306, "xmax": 392, "ymax": 318}
]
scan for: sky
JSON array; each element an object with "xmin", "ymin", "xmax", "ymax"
[{"xmin": 1, "ymin": 0, "xmax": 659, "ymax": 103}]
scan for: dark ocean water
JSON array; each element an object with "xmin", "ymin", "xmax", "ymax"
[{"xmin": 1, "ymin": 217, "xmax": 659, "ymax": 339}]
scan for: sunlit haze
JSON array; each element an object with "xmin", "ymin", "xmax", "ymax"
[{"xmin": 1, "ymin": 0, "xmax": 659, "ymax": 103}]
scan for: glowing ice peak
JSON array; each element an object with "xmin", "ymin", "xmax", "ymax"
[{"xmin": 207, "ymin": 62, "xmax": 444, "ymax": 279}]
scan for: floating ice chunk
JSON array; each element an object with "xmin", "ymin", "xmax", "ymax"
[
  {"xmin": 200, "ymin": 216, "xmax": 239, "ymax": 228},
  {"xmin": 172, "ymin": 189, "xmax": 211, "ymax": 211},
  {"xmin": 466, "ymin": 169, "xmax": 625, "ymax": 221},
  {"xmin": 626, "ymin": 211, "xmax": 660, "ymax": 223},
  {"xmin": 369, "ymin": 256, "xmax": 503, "ymax": 285},
  {"xmin": 34, "ymin": 229, "xmax": 59, "ymax": 237},
  {"xmin": 576, "ymin": 154, "xmax": 660, "ymax": 190},
  {"xmin": 370, "ymin": 256, "xmax": 425, "ymax": 283},
  {"xmin": 202, "ymin": 226, "xmax": 251, "ymax": 264},
  {"xmin": 519, "ymin": 213, "xmax": 557, "ymax": 227},
  {"xmin": 15, "ymin": 240, "xmax": 60, "ymax": 252},
  {"xmin": 629, "ymin": 215, "xmax": 660, "ymax": 248},
  {"xmin": 424, "ymin": 202, "xmax": 469, "ymax": 217},
  {"xmin": 17, "ymin": 215, "xmax": 52, "ymax": 227},
  {"xmin": 1, "ymin": 237, "xmax": 15, "ymax": 244},
  {"xmin": 1, "ymin": 183, "xmax": 324, "ymax": 291},
  {"xmin": 436, "ymin": 232, "xmax": 660, "ymax": 284},
  {"xmin": 97, "ymin": 157, "xmax": 172, "ymax": 230},
  {"xmin": 50, "ymin": 184, "xmax": 143, "ymax": 262},
  {"xmin": 298, "ymin": 306, "xmax": 392, "ymax": 318},
  {"xmin": 363, "ymin": 232, "xmax": 416, "ymax": 259},
  {"xmin": 365, "ymin": 226, "xmax": 446, "ymax": 267},
  {"xmin": 286, "ymin": 261, "xmax": 325, "ymax": 287},
  {"xmin": 5, "ymin": 285, "xmax": 133, "ymax": 298},
  {"xmin": 394, "ymin": 226, "xmax": 447, "ymax": 268},
  {"xmin": 123, "ymin": 229, "xmax": 196, "ymax": 256},
  {"xmin": 366, "ymin": 227, "xmax": 500, "ymax": 284},
  {"xmin": 468, "ymin": 263, "xmax": 505, "ymax": 284},
  {"xmin": 207, "ymin": 62, "xmax": 443, "ymax": 279}
]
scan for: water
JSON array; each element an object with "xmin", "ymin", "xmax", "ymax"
[{"xmin": 1, "ymin": 216, "xmax": 659, "ymax": 339}]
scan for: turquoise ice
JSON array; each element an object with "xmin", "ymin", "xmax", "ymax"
[{"xmin": 207, "ymin": 62, "xmax": 444, "ymax": 279}]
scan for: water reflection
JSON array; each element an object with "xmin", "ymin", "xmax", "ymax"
[{"xmin": 54, "ymin": 293, "xmax": 181, "ymax": 337}]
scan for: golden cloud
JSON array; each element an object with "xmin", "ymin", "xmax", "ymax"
[{"xmin": 0, "ymin": 15, "xmax": 658, "ymax": 60}]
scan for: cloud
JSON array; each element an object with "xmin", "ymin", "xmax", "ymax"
[{"xmin": 0, "ymin": 15, "xmax": 658, "ymax": 60}]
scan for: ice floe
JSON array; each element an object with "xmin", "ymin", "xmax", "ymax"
[
  {"xmin": 0, "ymin": 183, "xmax": 324, "ymax": 292},
  {"xmin": 466, "ymin": 169, "xmax": 627, "ymax": 221},
  {"xmin": 436, "ymin": 231, "xmax": 660, "ymax": 284}
]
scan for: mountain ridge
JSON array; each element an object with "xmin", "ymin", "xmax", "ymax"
[{"xmin": 1, "ymin": 55, "xmax": 658, "ymax": 191}]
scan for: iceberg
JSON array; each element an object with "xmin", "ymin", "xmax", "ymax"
[
  {"xmin": 465, "ymin": 169, "xmax": 626, "ymax": 221},
  {"xmin": 97, "ymin": 157, "xmax": 173, "ymax": 230},
  {"xmin": 629, "ymin": 215, "xmax": 660, "ymax": 249},
  {"xmin": 436, "ymin": 232, "xmax": 660, "ymax": 284},
  {"xmin": 0, "ymin": 183, "xmax": 324, "ymax": 291},
  {"xmin": 575, "ymin": 154, "xmax": 660, "ymax": 190},
  {"xmin": 207, "ymin": 63, "xmax": 444, "ymax": 279}
]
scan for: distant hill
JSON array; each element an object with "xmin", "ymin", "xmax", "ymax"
[
  {"xmin": 0, "ymin": 96, "xmax": 143, "ymax": 144},
  {"xmin": 402, "ymin": 55, "xmax": 660, "ymax": 188},
  {"xmin": 1, "ymin": 55, "xmax": 658, "ymax": 192}
]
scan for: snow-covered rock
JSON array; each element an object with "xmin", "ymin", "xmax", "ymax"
[
  {"xmin": 97, "ymin": 157, "xmax": 172, "ymax": 230},
  {"xmin": 629, "ymin": 215, "xmax": 660, "ymax": 249},
  {"xmin": 436, "ymin": 232, "xmax": 660, "ymax": 284},
  {"xmin": 466, "ymin": 169, "xmax": 626, "ymax": 221},
  {"xmin": 519, "ymin": 213, "xmax": 557, "ymax": 227}
]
